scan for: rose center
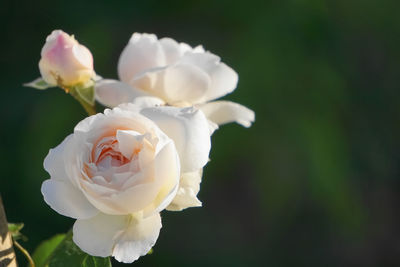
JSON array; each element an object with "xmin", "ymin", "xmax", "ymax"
[{"xmin": 93, "ymin": 136, "xmax": 133, "ymax": 168}]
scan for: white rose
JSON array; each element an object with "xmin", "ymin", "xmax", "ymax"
[
  {"xmin": 95, "ymin": 33, "xmax": 255, "ymax": 129},
  {"xmin": 39, "ymin": 30, "xmax": 94, "ymax": 87},
  {"xmin": 41, "ymin": 102, "xmax": 211, "ymax": 263}
]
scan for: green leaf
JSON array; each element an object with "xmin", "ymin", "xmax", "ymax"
[
  {"xmin": 33, "ymin": 231, "xmax": 111, "ymax": 267},
  {"xmin": 32, "ymin": 234, "xmax": 65, "ymax": 267},
  {"xmin": 82, "ymin": 255, "xmax": 112, "ymax": 267},
  {"xmin": 75, "ymin": 84, "xmax": 95, "ymax": 106},
  {"xmin": 24, "ymin": 78, "xmax": 54, "ymax": 90}
]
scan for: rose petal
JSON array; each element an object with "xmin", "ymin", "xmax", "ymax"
[
  {"xmin": 43, "ymin": 134, "xmax": 73, "ymax": 181},
  {"xmin": 130, "ymin": 63, "xmax": 211, "ymax": 105},
  {"xmin": 161, "ymin": 63, "xmax": 211, "ymax": 104},
  {"xmin": 73, "ymin": 212, "xmax": 162, "ymax": 263},
  {"xmin": 95, "ymin": 79, "xmax": 148, "ymax": 108},
  {"xmin": 167, "ymin": 169, "xmax": 203, "ymax": 211},
  {"xmin": 116, "ymin": 130, "xmax": 143, "ymax": 159},
  {"xmin": 80, "ymin": 140, "xmax": 179, "ymax": 215},
  {"xmin": 140, "ymin": 106, "xmax": 211, "ymax": 172},
  {"xmin": 118, "ymin": 33, "xmax": 165, "ymax": 84},
  {"xmin": 179, "ymin": 52, "xmax": 238, "ymax": 103},
  {"xmin": 112, "ymin": 213, "xmax": 162, "ymax": 263},
  {"xmin": 41, "ymin": 179, "xmax": 98, "ymax": 219},
  {"xmin": 131, "ymin": 96, "xmax": 165, "ymax": 108},
  {"xmin": 159, "ymin": 37, "xmax": 188, "ymax": 65},
  {"xmin": 198, "ymin": 100, "xmax": 255, "ymax": 128},
  {"xmin": 73, "ymin": 213, "xmax": 126, "ymax": 257}
]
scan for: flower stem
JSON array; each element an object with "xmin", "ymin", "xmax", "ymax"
[
  {"xmin": 67, "ymin": 87, "xmax": 96, "ymax": 116},
  {"xmin": 14, "ymin": 240, "xmax": 35, "ymax": 267}
]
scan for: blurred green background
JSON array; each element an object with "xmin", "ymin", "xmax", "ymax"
[{"xmin": 1, "ymin": 0, "xmax": 400, "ymax": 266}]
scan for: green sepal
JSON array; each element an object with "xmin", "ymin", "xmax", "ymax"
[
  {"xmin": 74, "ymin": 82, "xmax": 95, "ymax": 106},
  {"xmin": 8, "ymin": 222, "xmax": 27, "ymax": 241},
  {"xmin": 24, "ymin": 78, "xmax": 54, "ymax": 90}
]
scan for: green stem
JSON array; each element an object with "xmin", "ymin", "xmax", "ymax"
[
  {"xmin": 68, "ymin": 87, "xmax": 96, "ymax": 116},
  {"xmin": 14, "ymin": 240, "xmax": 35, "ymax": 267}
]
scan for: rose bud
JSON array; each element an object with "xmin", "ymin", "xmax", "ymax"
[{"xmin": 39, "ymin": 30, "xmax": 94, "ymax": 87}]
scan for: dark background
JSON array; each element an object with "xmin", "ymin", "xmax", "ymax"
[{"xmin": 1, "ymin": 0, "xmax": 400, "ymax": 266}]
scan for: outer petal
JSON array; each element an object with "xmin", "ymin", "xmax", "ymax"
[
  {"xmin": 198, "ymin": 100, "xmax": 255, "ymax": 128},
  {"xmin": 44, "ymin": 133, "xmax": 91, "ymax": 194},
  {"xmin": 140, "ymin": 106, "xmax": 211, "ymax": 173},
  {"xmin": 112, "ymin": 213, "xmax": 162, "ymax": 263},
  {"xmin": 43, "ymin": 134, "xmax": 73, "ymax": 182},
  {"xmin": 179, "ymin": 52, "xmax": 238, "ymax": 103},
  {"xmin": 73, "ymin": 212, "xmax": 162, "ymax": 263},
  {"xmin": 118, "ymin": 33, "xmax": 165, "ymax": 84},
  {"xmin": 41, "ymin": 179, "xmax": 98, "ymax": 219},
  {"xmin": 167, "ymin": 169, "xmax": 203, "ymax": 211},
  {"xmin": 73, "ymin": 213, "xmax": 126, "ymax": 257},
  {"xmin": 131, "ymin": 96, "xmax": 165, "ymax": 108},
  {"xmin": 95, "ymin": 79, "xmax": 149, "ymax": 108}
]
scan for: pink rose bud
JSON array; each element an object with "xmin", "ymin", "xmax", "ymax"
[{"xmin": 39, "ymin": 30, "xmax": 94, "ymax": 87}]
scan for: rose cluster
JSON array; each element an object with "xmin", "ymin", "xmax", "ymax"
[{"xmin": 36, "ymin": 30, "xmax": 254, "ymax": 263}]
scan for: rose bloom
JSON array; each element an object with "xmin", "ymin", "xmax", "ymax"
[
  {"xmin": 41, "ymin": 99, "xmax": 210, "ymax": 263},
  {"xmin": 39, "ymin": 30, "xmax": 94, "ymax": 87},
  {"xmin": 95, "ymin": 33, "xmax": 255, "ymax": 130}
]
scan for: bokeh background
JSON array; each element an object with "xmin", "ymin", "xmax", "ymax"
[{"xmin": 1, "ymin": 0, "xmax": 400, "ymax": 266}]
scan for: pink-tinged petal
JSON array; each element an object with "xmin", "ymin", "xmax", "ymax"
[{"xmin": 39, "ymin": 30, "xmax": 94, "ymax": 87}]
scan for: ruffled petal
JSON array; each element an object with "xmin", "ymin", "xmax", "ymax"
[
  {"xmin": 198, "ymin": 100, "xmax": 255, "ymax": 128},
  {"xmin": 140, "ymin": 106, "xmax": 211, "ymax": 173},
  {"xmin": 80, "ymin": 140, "xmax": 179, "ymax": 215},
  {"xmin": 167, "ymin": 169, "xmax": 203, "ymax": 211}
]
